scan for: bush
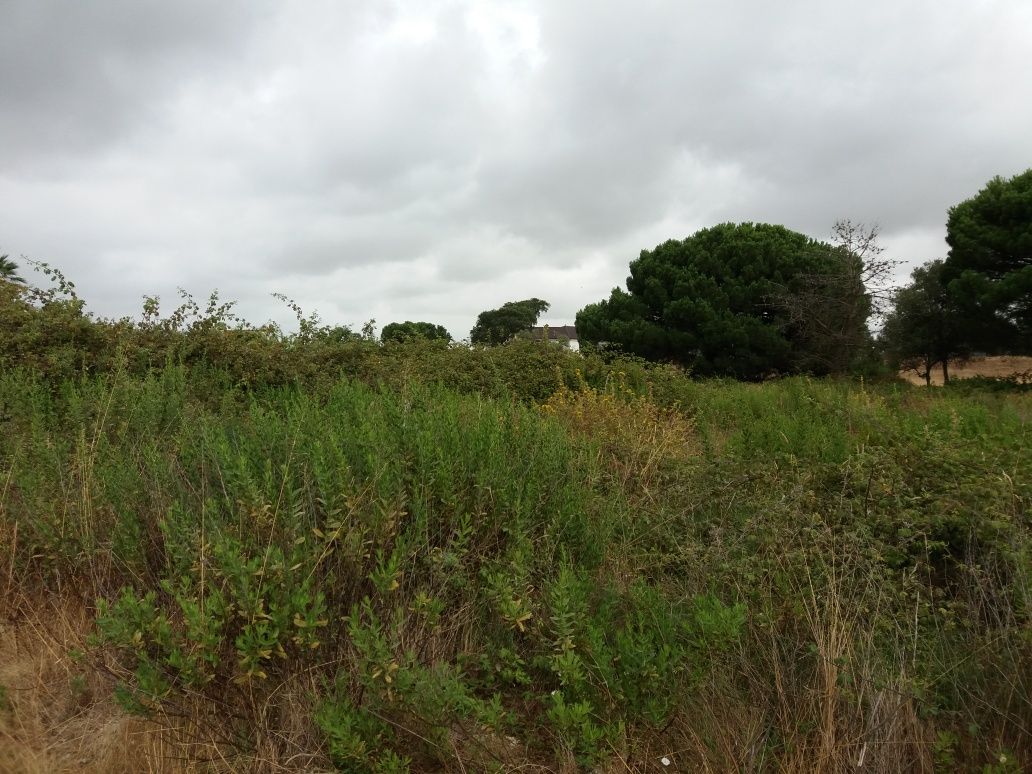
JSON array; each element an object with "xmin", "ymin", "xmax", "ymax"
[{"xmin": 2, "ymin": 269, "xmax": 1030, "ymax": 770}]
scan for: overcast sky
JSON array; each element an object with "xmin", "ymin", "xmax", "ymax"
[{"xmin": 2, "ymin": 1, "xmax": 1030, "ymax": 338}]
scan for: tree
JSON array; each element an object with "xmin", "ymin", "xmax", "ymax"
[
  {"xmin": 381, "ymin": 320, "xmax": 451, "ymax": 343},
  {"xmin": 575, "ymin": 223, "xmax": 862, "ymax": 379},
  {"xmin": 943, "ymin": 169, "xmax": 1032, "ymax": 352},
  {"xmin": 470, "ymin": 298, "xmax": 549, "ymax": 345},
  {"xmin": 773, "ymin": 220, "xmax": 896, "ymax": 373},
  {"xmin": 0, "ymin": 254, "xmax": 25, "ymax": 284},
  {"xmin": 879, "ymin": 260, "xmax": 969, "ymax": 385}
]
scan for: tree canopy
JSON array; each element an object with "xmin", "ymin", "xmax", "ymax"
[
  {"xmin": 381, "ymin": 320, "xmax": 451, "ymax": 344},
  {"xmin": 944, "ymin": 168, "xmax": 1032, "ymax": 351},
  {"xmin": 575, "ymin": 223, "xmax": 867, "ymax": 379},
  {"xmin": 879, "ymin": 260, "xmax": 969, "ymax": 385},
  {"xmin": 470, "ymin": 298, "xmax": 549, "ymax": 345},
  {"xmin": 773, "ymin": 220, "xmax": 890, "ymax": 374}
]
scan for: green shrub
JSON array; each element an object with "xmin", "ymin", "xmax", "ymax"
[{"xmin": 2, "ymin": 277, "xmax": 1030, "ymax": 770}]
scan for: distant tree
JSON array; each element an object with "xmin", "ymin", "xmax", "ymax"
[
  {"xmin": 381, "ymin": 320, "xmax": 451, "ymax": 343},
  {"xmin": 943, "ymin": 169, "xmax": 1032, "ymax": 352},
  {"xmin": 575, "ymin": 223, "xmax": 862, "ymax": 379},
  {"xmin": 470, "ymin": 298, "xmax": 549, "ymax": 345},
  {"xmin": 0, "ymin": 255, "xmax": 25, "ymax": 284},
  {"xmin": 316, "ymin": 325, "xmax": 361, "ymax": 344},
  {"xmin": 880, "ymin": 260, "xmax": 969, "ymax": 385}
]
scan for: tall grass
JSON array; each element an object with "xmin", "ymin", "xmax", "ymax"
[{"xmin": 1, "ymin": 277, "xmax": 1030, "ymax": 770}]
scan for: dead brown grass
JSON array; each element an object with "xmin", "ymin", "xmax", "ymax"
[
  {"xmin": 0, "ymin": 595, "xmax": 250, "ymax": 774},
  {"xmin": 900, "ymin": 355, "xmax": 1032, "ymax": 386}
]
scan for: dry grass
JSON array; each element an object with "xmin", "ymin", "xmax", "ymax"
[
  {"xmin": 0, "ymin": 595, "xmax": 254, "ymax": 774},
  {"xmin": 900, "ymin": 355, "xmax": 1032, "ymax": 385},
  {"xmin": 540, "ymin": 375, "xmax": 697, "ymax": 497}
]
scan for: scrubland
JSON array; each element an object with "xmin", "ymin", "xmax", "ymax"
[{"xmin": 1, "ymin": 289, "xmax": 1030, "ymax": 771}]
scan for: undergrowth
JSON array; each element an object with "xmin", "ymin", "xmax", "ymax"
[{"xmin": 1, "ymin": 272, "xmax": 1030, "ymax": 771}]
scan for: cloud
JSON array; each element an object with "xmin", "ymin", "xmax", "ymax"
[
  {"xmin": 0, "ymin": 1, "xmax": 276, "ymax": 169},
  {"xmin": 1, "ymin": 0, "xmax": 1030, "ymax": 338}
]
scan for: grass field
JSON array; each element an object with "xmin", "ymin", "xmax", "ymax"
[
  {"xmin": 900, "ymin": 355, "xmax": 1032, "ymax": 385},
  {"xmin": 1, "ymin": 350, "xmax": 1029, "ymax": 772}
]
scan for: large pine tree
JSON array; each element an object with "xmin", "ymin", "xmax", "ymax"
[
  {"xmin": 944, "ymin": 169, "xmax": 1032, "ymax": 352},
  {"xmin": 575, "ymin": 223, "xmax": 867, "ymax": 379}
]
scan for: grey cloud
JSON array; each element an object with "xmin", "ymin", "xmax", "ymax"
[
  {"xmin": 0, "ymin": 1, "xmax": 274, "ymax": 169},
  {"xmin": 1, "ymin": 0, "xmax": 1030, "ymax": 336},
  {"xmin": 521, "ymin": 1, "xmax": 1032, "ymax": 240}
]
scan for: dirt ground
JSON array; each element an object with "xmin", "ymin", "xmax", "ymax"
[{"xmin": 899, "ymin": 355, "xmax": 1032, "ymax": 386}]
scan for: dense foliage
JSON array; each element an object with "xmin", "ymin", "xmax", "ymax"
[
  {"xmin": 1, "ymin": 270, "xmax": 1030, "ymax": 771},
  {"xmin": 381, "ymin": 320, "xmax": 451, "ymax": 343},
  {"xmin": 944, "ymin": 168, "xmax": 1032, "ymax": 350},
  {"xmin": 0, "ymin": 280, "xmax": 589, "ymax": 403},
  {"xmin": 470, "ymin": 298, "xmax": 549, "ymax": 345},
  {"xmin": 575, "ymin": 223, "xmax": 869, "ymax": 379},
  {"xmin": 880, "ymin": 260, "xmax": 970, "ymax": 384}
]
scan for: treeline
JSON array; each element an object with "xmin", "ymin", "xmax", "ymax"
[
  {"xmin": 1, "ymin": 169, "xmax": 1028, "ymax": 390},
  {"xmin": 575, "ymin": 169, "xmax": 1031, "ymax": 381},
  {"xmin": 0, "ymin": 263, "xmax": 689, "ymax": 407}
]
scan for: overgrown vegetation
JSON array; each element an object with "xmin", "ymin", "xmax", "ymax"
[{"xmin": 1, "ymin": 270, "xmax": 1030, "ymax": 772}]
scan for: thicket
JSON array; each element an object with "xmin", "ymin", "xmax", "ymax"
[
  {"xmin": 1, "ymin": 273, "xmax": 1030, "ymax": 771},
  {"xmin": 0, "ymin": 272, "xmax": 589, "ymax": 398}
]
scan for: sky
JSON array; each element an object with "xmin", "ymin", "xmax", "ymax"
[{"xmin": 2, "ymin": 0, "xmax": 1031, "ymax": 339}]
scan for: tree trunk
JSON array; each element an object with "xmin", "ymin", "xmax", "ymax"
[{"xmin": 941, "ymin": 359, "xmax": 950, "ymax": 384}]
